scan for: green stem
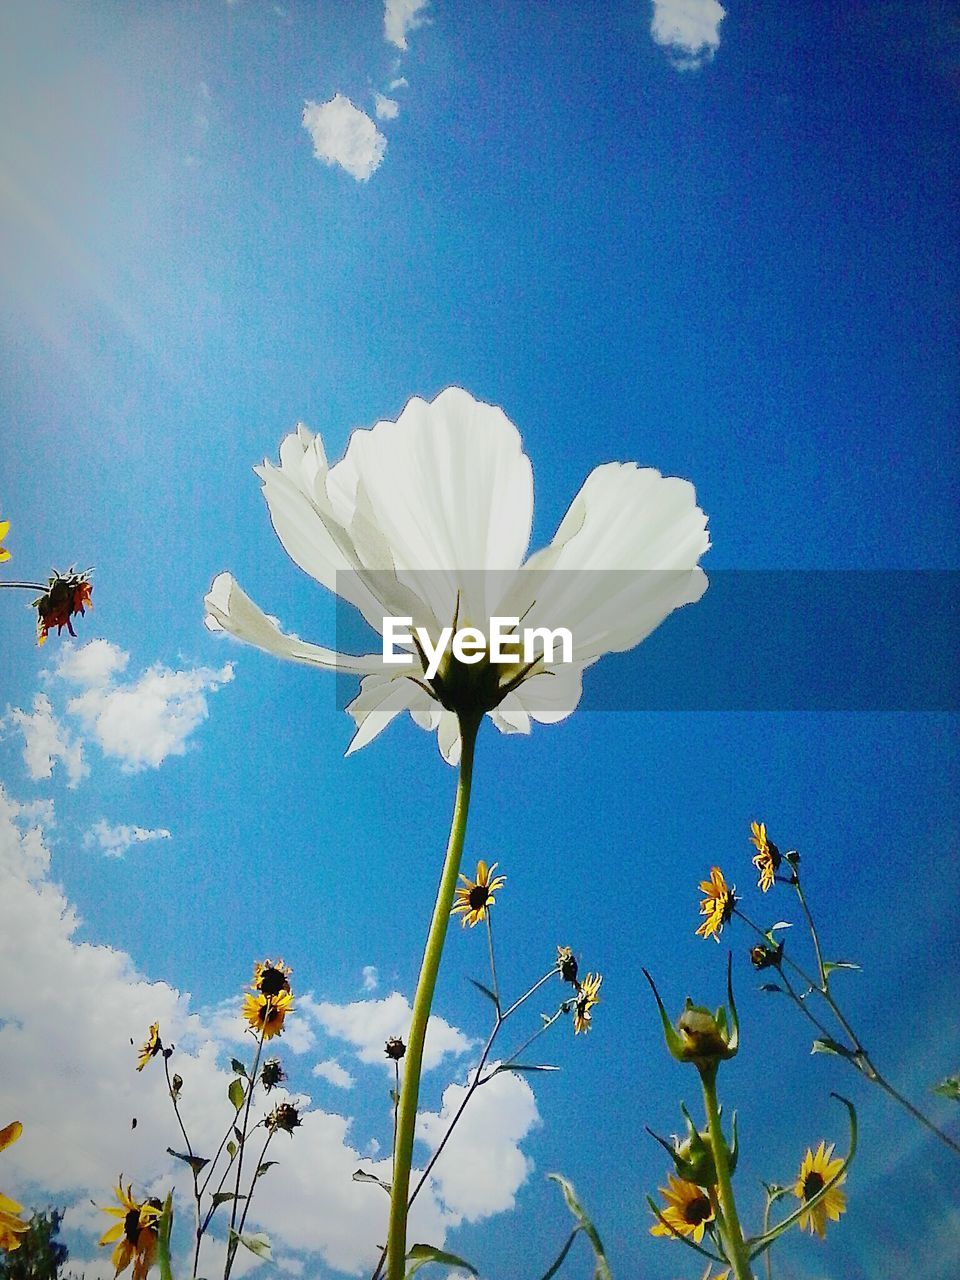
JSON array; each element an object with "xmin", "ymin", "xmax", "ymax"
[
  {"xmin": 701, "ymin": 1068, "xmax": 752, "ymax": 1280},
  {"xmin": 385, "ymin": 714, "xmax": 480, "ymax": 1280}
]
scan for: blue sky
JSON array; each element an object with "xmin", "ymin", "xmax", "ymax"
[{"xmin": 1, "ymin": 2, "xmax": 958, "ymax": 1278}]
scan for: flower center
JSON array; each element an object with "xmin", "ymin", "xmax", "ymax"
[
  {"xmin": 803, "ymin": 1171, "xmax": 825, "ymax": 1201},
  {"xmin": 258, "ymin": 967, "xmax": 287, "ymax": 997},
  {"xmin": 468, "ymin": 885, "xmax": 489, "ymax": 910},
  {"xmin": 684, "ymin": 1195, "xmax": 712, "ymax": 1226},
  {"xmin": 124, "ymin": 1209, "xmax": 141, "ymax": 1245}
]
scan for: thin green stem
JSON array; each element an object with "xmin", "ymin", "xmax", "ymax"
[
  {"xmin": 790, "ymin": 875, "xmax": 826, "ymax": 988},
  {"xmin": 0, "ymin": 580, "xmax": 46, "ymax": 591},
  {"xmin": 235, "ymin": 1129, "xmax": 275, "ymax": 1239},
  {"xmin": 224, "ymin": 1030, "xmax": 266, "ymax": 1279},
  {"xmin": 385, "ymin": 714, "xmax": 480, "ymax": 1280},
  {"xmin": 485, "ymin": 914, "xmax": 500, "ymax": 1010},
  {"xmin": 163, "ymin": 1058, "xmax": 203, "ymax": 1278},
  {"xmin": 701, "ymin": 1069, "xmax": 752, "ymax": 1280}
]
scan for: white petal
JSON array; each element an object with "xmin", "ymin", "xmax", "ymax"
[
  {"xmin": 508, "ymin": 661, "xmax": 588, "ymax": 725},
  {"xmin": 203, "ymin": 573, "xmax": 383, "ymax": 673},
  {"xmin": 325, "ymin": 388, "xmax": 534, "ymax": 628},
  {"xmin": 344, "ymin": 672, "xmax": 433, "ymax": 754},
  {"xmin": 489, "ymin": 695, "xmax": 532, "ymax": 735},
  {"xmin": 436, "ymin": 709, "xmax": 462, "ymax": 766}
]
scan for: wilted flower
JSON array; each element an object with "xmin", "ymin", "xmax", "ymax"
[
  {"xmin": 261, "ymin": 1058, "xmax": 287, "ymax": 1091},
  {"xmin": 205, "ymin": 388, "xmax": 709, "ymax": 763},
  {"xmin": 451, "ymin": 860, "xmax": 506, "ymax": 928},
  {"xmin": 649, "ymin": 1173, "xmax": 715, "ymax": 1242},
  {"xmin": 251, "ymin": 959, "xmax": 292, "ymax": 997},
  {"xmin": 750, "ymin": 941, "xmax": 783, "ymax": 970},
  {"xmin": 695, "ymin": 867, "xmax": 737, "ymax": 943},
  {"xmin": 266, "ymin": 1102, "xmax": 301, "ymax": 1136},
  {"xmin": 242, "ymin": 990, "xmax": 293, "ymax": 1040},
  {"xmin": 556, "ymin": 945, "xmax": 579, "ymax": 986},
  {"xmin": 34, "ymin": 569, "xmax": 93, "ymax": 646},
  {"xmin": 384, "ymin": 1037, "xmax": 406, "ymax": 1061},
  {"xmin": 0, "ymin": 520, "xmax": 10, "ymax": 564},
  {"xmin": 794, "ymin": 1141, "xmax": 847, "ymax": 1238},
  {"xmin": 135, "ymin": 1024, "xmax": 163, "ymax": 1072},
  {"xmin": 573, "ymin": 972, "xmax": 602, "ymax": 1034},
  {"xmin": 0, "ymin": 1122, "xmax": 29, "ymax": 1253},
  {"xmin": 98, "ymin": 1180, "xmax": 162, "ymax": 1280},
  {"xmin": 749, "ymin": 821, "xmax": 781, "ymax": 892}
]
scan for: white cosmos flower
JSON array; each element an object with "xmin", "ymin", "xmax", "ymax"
[{"xmin": 204, "ymin": 387, "xmax": 709, "ymax": 764}]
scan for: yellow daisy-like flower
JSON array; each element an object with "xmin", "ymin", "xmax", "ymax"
[
  {"xmin": 251, "ymin": 959, "xmax": 292, "ymax": 997},
  {"xmin": 0, "ymin": 520, "xmax": 10, "ymax": 564},
  {"xmin": 794, "ymin": 1141, "xmax": 847, "ymax": 1238},
  {"xmin": 135, "ymin": 1024, "xmax": 162, "ymax": 1072},
  {"xmin": 649, "ymin": 1172, "xmax": 715, "ymax": 1243},
  {"xmin": 573, "ymin": 972, "xmax": 602, "ymax": 1034},
  {"xmin": 451, "ymin": 860, "xmax": 506, "ymax": 928},
  {"xmin": 749, "ymin": 821, "xmax": 781, "ymax": 892},
  {"xmin": 242, "ymin": 989, "xmax": 294, "ymax": 1040},
  {"xmin": 695, "ymin": 867, "xmax": 736, "ymax": 942},
  {"xmin": 98, "ymin": 1179, "xmax": 162, "ymax": 1280},
  {"xmin": 0, "ymin": 1121, "xmax": 29, "ymax": 1253}
]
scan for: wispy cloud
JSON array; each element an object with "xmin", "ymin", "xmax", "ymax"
[
  {"xmin": 384, "ymin": 0, "xmax": 430, "ymax": 52},
  {"xmin": 83, "ymin": 819, "xmax": 172, "ymax": 858},
  {"xmin": 301, "ymin": 94, "xmax": 387, "ymax": 182},
  {"xmin": 55, "ymin": 639, "xmax": 234, "ymax": 772},
  {"xmin": 362, "ymin": 964, "xmax": 379, "ymax": 991},
  {"xmin": 311, "ymin": 1058, "xmax": 355, "ymax": 1089},
  {"xmin": 650, "ymin": 0, "xmax": 726, "ymax": 70},
  {"xmin": 4, "ymin": 693, "xmax": 87, "ymax": 788},
  {"xmin": 374, "ymin": 93, "xmax": 399, "ymax": 121}
]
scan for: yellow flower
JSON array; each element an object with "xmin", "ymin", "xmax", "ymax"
[
  {"xmin": 649, "ymin": 1172, "xmax": 715, "ymax": 1242},
  {"xmin": 0, "ymin": 1121, "xmax": 29, "ymax": 1253},
  {"xmin": 794, "ymin": 1141, "xmax": 847, "ymax": 1238},
  {"xmin": 451, "ymin": 860, "xmax": 506, "ymax": 928},
  {"xmin": 573, "ymin": 972, "xmax": 602, "ymax": 1034},
  {"xmin": 749, "ymin": 821, "xmax": 781, "ymax": 892},
  {"xmin": 251, "ymin": 959, "xmax": 292, "ymax": 997},
  {"xmin": 98, "ymin": 1179, "xmax": 162, "ymax": 1280},
  {"xmin": 0, "ymin": 520, "xmax": 10, "ymax": 564},
  {"xmin": 135, "ymin": 1024, "xmax": 162, "ymax": 1072},
  {"xmin": 242, "ymin": 989, "xmax": 294, "ymax": 1040},
  {"xmin": 695, "ymin": 867, "xmax": 736, "ymax": 942}
]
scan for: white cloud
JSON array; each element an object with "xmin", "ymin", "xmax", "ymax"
[
  {"xmin": 362, "ymin": 964, "xmax": 379, "ymax": 991},
  {"xmin": 55, "ymin": 640, "xmax": 234, "ymax": 771},
  {"xmin": 311, "ymin": 1059, "xmax": 355, "ymax": 1089},
  {"xmin": 310, "ymin": 991, "xmax": 474, "ymax": 1071},
  {"xmin": 389, "ymin": 77, "xmax": 409, "ymax": 91},
  {"xmin": 301, "ymin": 95, "xmax": 386, "ymax": 182},
  {"xmin": 650, "ymin": 0, "xmax": 726, "ymax": 70},
  {"xmin": 83, "ymin": 819, "xmax": 172, "ymax": 858},
  {"xmin": 384, "ymin": 0, "xmax": 430, "ymax": 51},
  {"xmin": 374, "ymin": 93, "xmax": 399, "ymax": 121},
  {"xmin": 4, "ymin": 693, "xmax": 87, "ymax": 788},
  {"xmin": 417, "ymin": 1068, "xmax": 539, "ymax": 1221}
]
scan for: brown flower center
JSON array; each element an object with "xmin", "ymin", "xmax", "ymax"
[
  {"xmin": 258, "ymin": 967, "xmax": 288, "ymax": 997},
  {"xmin": 684, "ymin": 1194, "xmax": 712, "ymax": 1226},
  {"xmin": 803, "ymin": 1171, "xmax": 825, "ymax": 1201},
  {"xmin": 468, "ymin": 885, "xmax": 489, "ymax": 910},
  {"xmin": 124, "ymin": 1209, "xmax": 141, "ymax": 1245}
]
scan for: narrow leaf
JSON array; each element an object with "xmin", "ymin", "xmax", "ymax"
[
  {"xmin": 823, "ymin": 960, "xmax": 860, "ymax": 976},
  {"xmin": 256, "ymin": 1161, "xmax": 278, "ymax": 1178},
  {"xmin": 228, "ymin": 1078, "xmax": 245, "ymax": 1111},
  {"xmin": 166, "ymin": 1147, "xmax": 210, "ymax": 1175},
  {"xmin": 759, "ymin": 983, "xmax": 783, "ymax": 994},
  {"xmin": 811, "ymin": 1037, "xmax": 853, "ymax": 1059},
  {"xmin": 769, "ymin": 921, "xmax": 793, "ymax": 933},
  {"xmin": 210, "ymin": 1192, "xmax": 245, "ymax": 1209},
  {"xmin": 405, "ymin": 1243, "xmax": 477, "ymax": 1277},
  {"xmin": 932, "ymin": 1073, "xmax": 960, "ymax": 1101},
  {"xmin": 230, "ymin": 1059, "xmax": 248, "ymax": 1077},
  {"xmin": 494, "ymin": 1062, "xmax": 560, "ymax": 1075},
  {"xmin": 468, "ymin": 978, "xmax": 499, "ymax": 1006},
  {"xmin": 353, "ymin": 1169, "xmax": 391, "ymax": 1194},
  {"xmin": 228, "ymin": 1230, "xmax": 271, "ymax": 1261},
  {"xmin": 547, "ymin": 1174, "xmax": 612, "ymax": 1280}
]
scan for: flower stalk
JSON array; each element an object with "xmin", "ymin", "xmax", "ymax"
[
  {"xmin": 700, "ymin": 1069, "xmax": 752, "ymax": 1280},
  {"xmin": 385, "ymin": 712, "xmax": 481, "ymax": 1280}
]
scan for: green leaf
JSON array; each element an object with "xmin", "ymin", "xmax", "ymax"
[
  {"xmin": 811, "ymin": 1037, "xmax": 853, "ymax": 1059},
  {"xmin": 405, "ymin": 1243, "xmax": 477, "ymax": 1277},
  {"xmin": 228, "ymin": 1229, "xmax": 271, "ymax": 1261},
  {"xmin": 468, "ymin": 978, "xmax": 499, "ymax": 1006},
  {"xmin": 547, "ymin": 1174, "xmax": 612, "ymax": 1280},
  {"xmin": 932, "ymin": 1073, "xmax": 960, "ymax": 1101},
  {"xmin": 759, "ymin": 983, "xmax": 783, "ymax": 994},
  {"xmin": 228, "ymin": 1078, "xmax": 245, "ymax": 1111},
  {"xmin": 230, "ymin": 1058, "xmax": 248, "ymax": 1077},
  {"xmin": 823, "ymin": 960, "xmax": 861, "ymax": 976},
  {"xmin": 494, "ymin": 1062, "xmax": 560, "ymax": 1075},
  {"xmin": 353, "ymin": 1169, "xmax": 391, "ymax": 1194},
  {"xmin": 768, "ymin": 921, "xmax": 793, "ymax": 933},
  {"xmin": 226, "ymin": 1140, "xmax": 238, "ymax": 1160},
  {"xmin": 256, "ymin": 1161, "xmax": 278, "ymax": 1178},
  {"xmin": 210, "ymin": 1192, "xmax": 245, "ymax": 1209},
  {"xmin": 166, "ymin": 1147, "xmax": 210, "ymax": 1175},
  {"xmin": 157, "ymin": 1191, "xmax": 174, "ymax": 1280}
]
